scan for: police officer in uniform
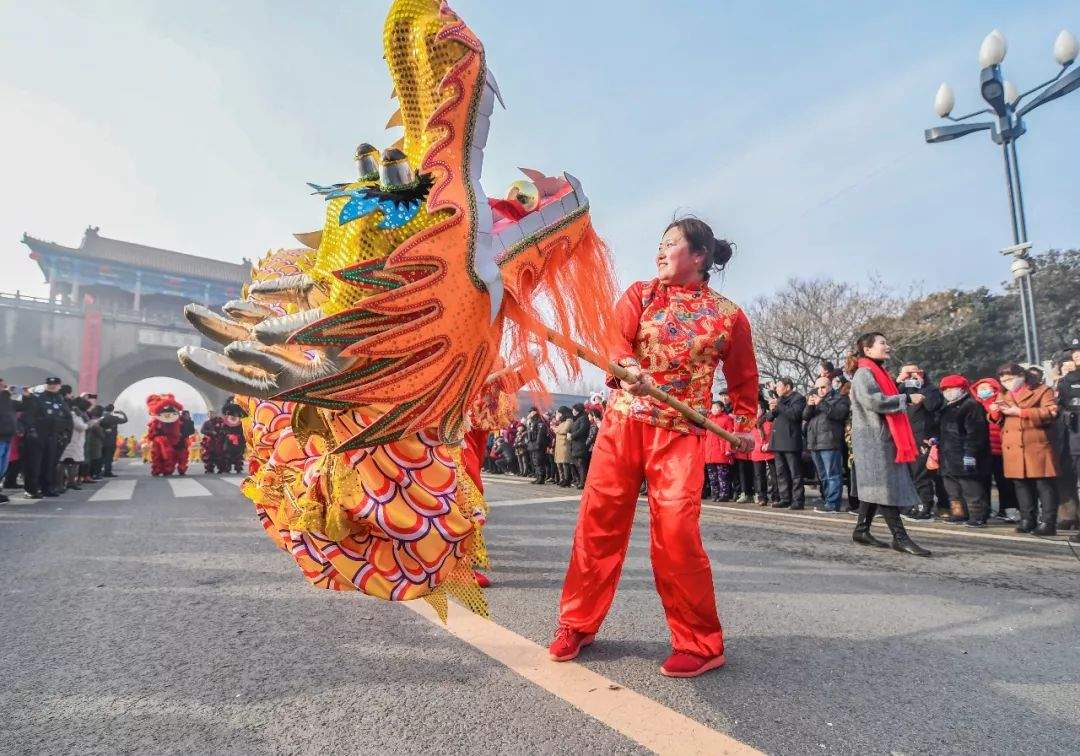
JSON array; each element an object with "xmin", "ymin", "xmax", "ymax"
[{"xmin": 36, "ymin": 378, "xmax": 70, "ymax": 497}]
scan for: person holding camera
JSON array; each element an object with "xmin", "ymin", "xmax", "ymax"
[{"xmin": 766, "ymin": 377, "xmax": 807, "ymax": 510}]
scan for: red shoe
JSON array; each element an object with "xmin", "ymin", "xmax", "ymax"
[
  {"xmin": 660, "ymin": 651, "xmax": 726, "ymax": 678},
  {"xmin": 473, "ymin": 570, "xmax": 491, "ymax": 588},
  {"xmin": 548, "ymin": 626, "xmax": 595, "ymax": 662}
]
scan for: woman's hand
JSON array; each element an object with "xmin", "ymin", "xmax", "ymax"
[
  {"xmin": 909, "ymin": 393, "xmax": 924, "ymax": 405},
  {"xmin": 999, "ymin": 404, "xmax": 1021, "ymax": 417},
  {"xmin": 619, "ymin": 366, "xmax": 653, "ymax": 396},
  {"xmin": 730, "ymin": 432, "xmax": 754, "ymax": 454}
]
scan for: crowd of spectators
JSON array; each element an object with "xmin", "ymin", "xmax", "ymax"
[
  {"xmin": 480, "ymin": 347, "xmax": 1080, "ymax": 545},
  {"xmin": 481, "ymin": 402, "xmax": 603, "ymax": 488},
  {"xmin": 0, "ymin": 376, "xmax": 127, "ymax": 503}
]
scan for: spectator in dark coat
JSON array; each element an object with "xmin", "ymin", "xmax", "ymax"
[
  {"xmin": 766, "ymin": 377, "xmax": 807, "ymax": 509},
  {"xmin": 524, "ymin": 408, "xmax": 551, "ymax": 485},
  {"xmin": 937, "ymin": 375, "xmax": 992, "ymax": 526},
  {"xmin": 0, "ymin": 379, "xmax": 16, "ymax": 504},
  {"xmin": 896, "ymin": 363, "xmax": 945, "ymax": 519},
  {"xmin": 568, "ymin": 404, "xmax": 590, "ymax": 489},
  {"xmin": 803, "ymin": 376, "xmax": 851, "ymax": 513},
  {"xmin": 98, "ymin": 404, "xmax": 128, "ymax": 477}
]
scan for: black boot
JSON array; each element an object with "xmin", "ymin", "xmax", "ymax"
[
  {"xmin": 852, "ymin": 501, "xmax": 889, "ymax": 548},
  {"xmin": 881, "ymin": 506, "xmax": 932, "ymax": 557},
  {"xmin": 1015, "ymin": 519, "xmax": 1037, "ymax": 534},
  {"xmin": 1032, "ymin": 522, "xmax": 1057, "ymax": 536}
]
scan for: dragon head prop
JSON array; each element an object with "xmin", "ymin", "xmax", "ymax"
[
  {"xmin": 147, "ymin": 394, "xmax": 183, "ymax": 424},
  {"xmin": 179, "ymin": 0, "xmax": 617, "ymax": 451}
]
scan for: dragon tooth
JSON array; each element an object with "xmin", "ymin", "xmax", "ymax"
[
  {"xmin": 385, "ymin": 109, "xmax": 403, "ymax": 128},
  {"xmin": 485, "ymin": 70, "xmax": 506, "ymax": 109}
]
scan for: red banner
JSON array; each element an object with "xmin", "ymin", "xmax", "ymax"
[{"xmin": 78, "ymin": 308, "xmax": 102, "ymax": 395}]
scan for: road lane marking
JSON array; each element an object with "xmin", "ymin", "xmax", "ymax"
[
  {"xmin": 90, "ymin": 479, "xmax": 136, "ymax": 502},
  {"xmin": 126, "ymin": 459, "xmax": 143, "ymax": 467},
  {"xmin": 481, "ymin": 475, "xmax": 531, "ymax": 486},
  {"xmin": 167, "ymin": 478, "xmax": 212, "ymax": 498},
  {"xmin": 701, "ymin": 504, "xmax": 1074, "ymax": 548},
  {"xmin": 406, "ymin": 599, "xmax": 761, "ymax": 756},
  {"xmin": 487, "ymin": 495, "xmax": 581, "ymax": 508},
  {"xmin": 222, "ymin": 476, "xmax": 246, "ymax": 486}
]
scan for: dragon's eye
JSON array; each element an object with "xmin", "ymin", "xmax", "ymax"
[{"xmin": 506, "ymin": 180, "xmax": 540, "ymax": 212}]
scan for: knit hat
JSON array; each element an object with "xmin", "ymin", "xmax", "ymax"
[{"xmin": 939, "ymin": 374, "xmax": 968, "ymax": 391}]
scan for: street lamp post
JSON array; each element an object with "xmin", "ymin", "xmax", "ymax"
[{"xmin": 924, "ymin": 28, "xmax": 1080, "ymax": 365}]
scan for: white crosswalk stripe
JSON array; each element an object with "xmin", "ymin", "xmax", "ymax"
[
  {"xmin": 167, "ymin": 478, "xmax": 213, "ymax": 498},
  {"xmin": 89, "ymin": 479, "xmax": 137, "ymax": 502},
  {"xmin": 222, "ymin": 476, "xmax": 246, "ymax": 486}
]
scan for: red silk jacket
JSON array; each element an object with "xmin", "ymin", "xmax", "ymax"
[{"xmin": 606, "ymin": 279, "xmax": 759, "ymax": 435}]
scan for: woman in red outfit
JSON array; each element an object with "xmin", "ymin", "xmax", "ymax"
[{"xmin": 548, "ymin": 217, "xmax": 758, "ymax": 678}]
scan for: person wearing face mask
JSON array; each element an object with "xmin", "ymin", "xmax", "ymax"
[
  {"xmin": 895, "ymin": 364, "xmax": 944, "ymax": 521},
  {"xmin": 845, "ymin": 333, "xmax": 931, "ymax": 556},
  {"xmin": 937, "ymin": 375, "xmax": 991, "ymax": 527},
  {"xmin": 989, "ymin": 364, "xmax": 1059, "ymax": 535},
  {"xmin": 970, "ymin": 377, "xmax": 1018, "ymax": 520}
]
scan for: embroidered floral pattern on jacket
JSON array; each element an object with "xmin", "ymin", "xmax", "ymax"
[{"xmin": 607, "ymin": 280, "xmax": 758, "ymax": 434}]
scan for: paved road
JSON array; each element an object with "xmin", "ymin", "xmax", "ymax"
[{"xmin": 2, "ymin": 461, "xmax": 1078, "ymax": 755}]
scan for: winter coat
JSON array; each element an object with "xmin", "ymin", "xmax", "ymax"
[
  {"xmin": 568, "ymin": 413, "xmax": 590, "ymax": 459},
  {"xmin": 99, "ymin": 410, "xmax": 128, "ymax": 447},
  {"xmin": 803, "ymin": 392, "xmax": 850, "ymax": 451},
  {"xmin": 749, "ymin": 420, "xmax": 774, "ymax": 462},
  {"xmin": 586, "ymin": 421, "xmax": 598, "ymax": 452},
  {"xmin": 766, "ymin": 391, "xmax": 806, "ymax": 452},
  {"xmin": 850, "ymin": 366, "xmax": 918, "ymax": 509},
  {"xmin": 991, "ymin": 384, "xmax": 1058, "ymax": 480},
  {"xmin": 35, "ymin": 392, "xmax": 68, "ymax": 438},
  {"xmin": 524, "ymin": 414, "xmax": 549, "ymax": 453},
  {"xmin": 0, "ymin": 390, "xmax": 16, "ymax": 439},
  {"xmin": 1056, "ymin": 368, "xmax": 1080, "ymax": 449},
  {"xmin": 898, "ymin": 383, "xmax": 944, "ymax": 442},
  {"xmin": 937, "ymin": 396, "xmax": 991, "ymax": 478},
  {"xmin": 61, "ymin": 411, "xmax": 88, "ymax": 462},
  {"xmin": 971, "ymin": 378, "xmax": 1004, "ymax": 456},
  {"xmin": 553, "ymin": 419, "xmax": 572, "ymax": 464},
  {"xmin": 704, "ymin": 410, "xmax": 734, "ymax": 464},
  {"xmin": 85, "ymin": 420, "xmax": 104, "ymax": 461}
]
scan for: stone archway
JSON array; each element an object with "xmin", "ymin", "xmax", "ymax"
[
  {"xmin": 0, "ymin": 354, "xmax": 78, "ymax": 389},
  {"xmin": 97, "ymin": 350, "xmax": 229, "ymax": 410}
]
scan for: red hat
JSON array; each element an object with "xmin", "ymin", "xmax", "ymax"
[{"xmin": 939, "ymin": 374, "xmax": 968, "ymax": 391}]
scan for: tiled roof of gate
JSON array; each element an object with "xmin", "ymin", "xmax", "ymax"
[{"xmin": 22, "ymin": 227, "xmax": 250, "ymax": 283}]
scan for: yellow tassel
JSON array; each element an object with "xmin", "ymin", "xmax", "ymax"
[{"xmin": 422, "ymin": 587, "xmax": 449, "ymax": 624}]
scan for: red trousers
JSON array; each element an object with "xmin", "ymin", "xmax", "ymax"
[{"xmin": 558, "ymin": 412, "xmax": 723, "ymax": 658}]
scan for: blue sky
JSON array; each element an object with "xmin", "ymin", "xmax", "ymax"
[{"xmin": 2, "ymin": 0, "xmax": 1078, "ymax": 308}]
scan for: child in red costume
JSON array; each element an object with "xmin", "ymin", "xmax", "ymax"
[
  {"xmin": 146, "ymin": 394, "xmax": 185, "ymax": 477},
  {"xmin": 549, "ymin": 218, "xmax": 758, "ymax": 678}
]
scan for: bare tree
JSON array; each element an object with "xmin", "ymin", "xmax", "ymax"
[{"xmin": 747, "ymin": 277, "xmax": 906, "ymax": 388}]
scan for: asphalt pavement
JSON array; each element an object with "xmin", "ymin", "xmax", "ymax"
[{"xmin": 1, "ymin": 462, "xmax": 1078, "ymax": 755}]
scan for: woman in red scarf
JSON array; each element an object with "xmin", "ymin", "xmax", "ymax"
[{"xmin": 845, "ymin": 333, "xmax": 931, "ymax": 556}]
